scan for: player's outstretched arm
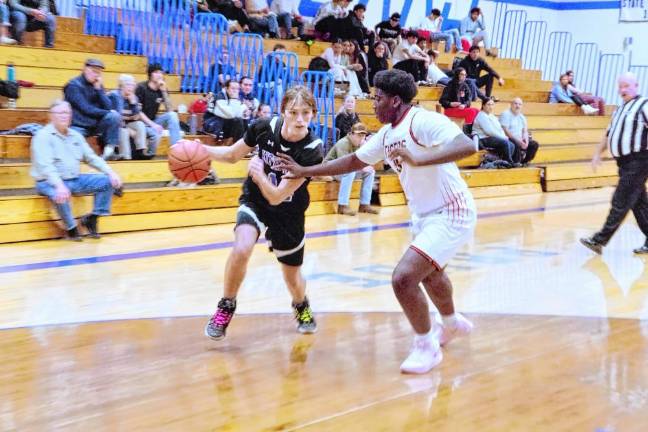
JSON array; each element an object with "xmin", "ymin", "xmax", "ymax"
[
  {"xmin": 389, "ymin": 133, "xmax": 476, "ymax": 167},
  {"xmin": 275, "ymin": 153, "xmax": 368, "ymax": 178},
  {"xmin": 203, "ymin": 139, "xmax": 251, "ymax": 164}
]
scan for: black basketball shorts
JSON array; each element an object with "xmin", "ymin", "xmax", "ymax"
[{"xmin": 235, "ymin": 202, "xmax": 306, "ymax": 266}]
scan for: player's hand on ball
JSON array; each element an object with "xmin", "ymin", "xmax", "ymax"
[
  {"xmin": 275, "ymin": 153, "xmax": 305, "ymax": 178},
  {"xmin": 388, "ymin": 147, "xmax": 417, "ymax": 166},
  {"xmin": 248, "ymin": 156, "xmax": 265, "ymax": 183}
]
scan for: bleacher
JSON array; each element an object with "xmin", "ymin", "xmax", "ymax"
[{"xmin": 0, "ymin": 7, "xmax": 618, "ymax": 244}]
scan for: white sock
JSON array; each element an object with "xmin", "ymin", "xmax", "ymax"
[
  {"xmin": 415, "ymin": 326, "xmax": 442, "ymax": 343},
  {"xmin": 414, "ymin": 330, "xmax": 434, "ymax": 342},
  {"xmin": 442, "ymin": 314, "xmax": 457, "ymax": 327}
]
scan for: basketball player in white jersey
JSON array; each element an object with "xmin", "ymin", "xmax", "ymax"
[{"xmin": 276, "ymin": 69, "xmax": 477, "ymax": 374}]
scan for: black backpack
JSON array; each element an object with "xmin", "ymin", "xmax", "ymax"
[{"xmin": 0, "ymin": 79, "xmax": 19, "ymax": 99}]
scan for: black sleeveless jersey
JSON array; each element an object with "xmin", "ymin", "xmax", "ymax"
[{"xmin": 241, "ymin": 117, "xmax": 323, "ymax": 213}]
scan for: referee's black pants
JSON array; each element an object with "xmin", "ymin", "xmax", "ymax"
[{"xmin": 593, "ymin": 156, "xmax": 648, "ymax": 245}]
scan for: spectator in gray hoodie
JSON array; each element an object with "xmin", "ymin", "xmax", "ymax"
[{"xmin": 203, "ymin": 79, "xmax": 246, "ymax": 141}]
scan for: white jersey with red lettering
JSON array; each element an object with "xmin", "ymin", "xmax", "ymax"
[{"xmin": 355, "ymin": 106, "xmax": 476, "ymax": 267}]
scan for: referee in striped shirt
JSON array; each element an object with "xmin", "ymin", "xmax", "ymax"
[{"xmin": 581, "ymin": 72, "xmax": 648, "ymax": 254}]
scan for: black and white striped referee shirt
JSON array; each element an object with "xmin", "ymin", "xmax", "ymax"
[{"xmin": 607, "ymin": 95, "xmax": 648, "ymax": 158}]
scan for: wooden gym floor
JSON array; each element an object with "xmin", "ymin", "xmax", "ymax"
[{"xmin": 1, "ymin": 187, "xmax": 647, "ymax": 431}]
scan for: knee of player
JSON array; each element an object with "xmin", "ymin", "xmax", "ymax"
[
  {"xmin": 230, "ymin": 241, "xmax": 255, "ymax": 262},
  {"xmin": 391, "ymin": 270, "xmax": 414, "ymax": 292}
]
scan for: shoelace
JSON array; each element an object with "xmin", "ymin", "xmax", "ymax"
[
  {"xmin": 211, "ymin": 309, "xmax": 233, "ymax": 327},
  {"xmin": 295, "ymin": 307, "xmax": 313, "ymax": 323}
]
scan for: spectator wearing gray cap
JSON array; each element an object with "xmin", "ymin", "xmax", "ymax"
[
  {"xmin": 63, "ymin": 59, "xmax": 121, "ymax": 160},
  {"xmin": 9, "ymin": 0, "xmax": 56, "ymax": 47}
]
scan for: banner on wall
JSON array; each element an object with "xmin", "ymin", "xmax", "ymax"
[{"xmin": 620, "ymin": 0, "xmax": 648, "ymax": 22}]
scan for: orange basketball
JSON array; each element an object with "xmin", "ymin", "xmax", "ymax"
[{"xmin": 168, "ymin": 139, "xmax": 211, "ymax": 183}]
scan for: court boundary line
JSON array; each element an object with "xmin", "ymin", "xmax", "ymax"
[{"xmin": 0, "ymin": 199, "xmax": 609, "ymax": 275}]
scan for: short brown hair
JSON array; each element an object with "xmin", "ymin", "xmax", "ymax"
[{"xmin": 280, "ymin": 85, "xmax": 317, "ymax": 114}]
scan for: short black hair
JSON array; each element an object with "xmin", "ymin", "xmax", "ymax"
[
  {"xmin": 431, "ymin": 8, "xmax": 441, "ymax": 16},
  {"xmin": 353, "ymin": 4, "xmax": 366, "ymax": 12},
  {"xmin": 470, "ymin": 7, "xmax": 481, "ymax": 14},
  {"xmin": 373, "ymin": 69, "xmax": 418, "ymax": 104},
  {"xmin": 406, "ymin": 30, "xmax": 418, "ymax": 38},
  {"xmin": 147, "ymin": 63, "xmax": 163, "ymax": 78},
  {"xmin": 481, "ymin": 97, "xmax": 495, "ymax": 109},
  {"xmin": 239, "ymin": 76, "xmax": 253, "ymax": 84},
  {"xmin": 469, "ymin": 45, "xmax": 480, "ymax": 53},
  {"xmin": 417, "ymin": 36, "xmax": 427, "ymax": 44}
]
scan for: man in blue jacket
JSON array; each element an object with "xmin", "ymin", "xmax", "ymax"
[{"xmin": 63, "ymin": 58, "xmax": 121, "ymax": 160}]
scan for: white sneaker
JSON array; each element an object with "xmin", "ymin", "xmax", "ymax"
[
  {"xmin": 400, "ymin": 333, "xmax": 443, "ymax": 374},
  {"xmin": 0, "ymin": 36, "xmax": 17, "ymax": 45},
  {"xmin": 581, "ymin": 104, "xmax": 598, "ymax": 115},
  {"xmin": 177, "ymin": 181, "xmax": 196, "ymax": 188},
  {"xmin": 440, "ymin": 312, "xmax": 473, "ymax": 347},
  {"xmin": 102, "ymin": 146, "xmax": 115, "ymax": 160}
]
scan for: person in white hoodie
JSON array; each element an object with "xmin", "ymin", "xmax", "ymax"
[
  {"xmin": 472, "ymin": 98, "xmax": 516, "ymax": 165},
  {"xmin": 203, "ymin": 79, "xmax": 246, "ymax": 141},
  {"xmin": 416, "ymin": 8, "xmax": 460, "ymax": 53}
]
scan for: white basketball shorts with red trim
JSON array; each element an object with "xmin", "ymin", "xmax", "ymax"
[{"xmin": 409, "ymin": 194, "xmax": 476, "ymax": 270}]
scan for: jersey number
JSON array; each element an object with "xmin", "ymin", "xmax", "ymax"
[{"xmin": 268, "ymin": 172, "xmax": 293, "ymax": 203}]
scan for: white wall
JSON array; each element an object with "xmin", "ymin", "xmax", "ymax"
[
  {"xmin": 555, "ymin": 9, "xmax": 648, "ymax": 65},
  {"xmin": 478, "ymin": 0, "xmax": 648, "ymax": 65}
]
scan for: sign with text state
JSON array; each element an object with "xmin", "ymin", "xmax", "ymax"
[{"xmin": 620, "ymin": 0, "xmax": 648, "ymax": 21}]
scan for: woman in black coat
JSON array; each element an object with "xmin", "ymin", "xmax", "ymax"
[{"xmin": 368, "ymin": 41, "xmax": 389, "ymax": 87}]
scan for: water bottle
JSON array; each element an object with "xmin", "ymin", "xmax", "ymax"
[
  {"xmin": 189, "ymin": 113, "xmax": 197, "ymax": 135},
  {"xmin": 7, "ymin": 63, "xmax": 16, "ymax": 82},
  {"xmin": 6, "ymin": 63, "xmax": 16, "ymax": 109}
]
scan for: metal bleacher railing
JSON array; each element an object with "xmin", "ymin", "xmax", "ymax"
[
  {"xmin": 256, "ymin": 51, "xmax": 300, "ymax": 114},
  {"xmin": 67, "ymin": 0, "xmax": 335, "ymax": 144},
  {"xmin": 300, "ymin": 70, "xmax": 336, "ymax": 153},
  {"xmin": 492, "ymin": 2, "xmax": 648, "ymax": 105}
]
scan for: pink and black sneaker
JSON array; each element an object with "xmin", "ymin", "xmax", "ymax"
[{"xmin": 205, "ymin": 298, "xmax": 237, "ymax": 341}]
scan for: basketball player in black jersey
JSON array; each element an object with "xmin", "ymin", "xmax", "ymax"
[{"xmin": 202, "ymin": 86, "xmax": 323, "ymax": 340}]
